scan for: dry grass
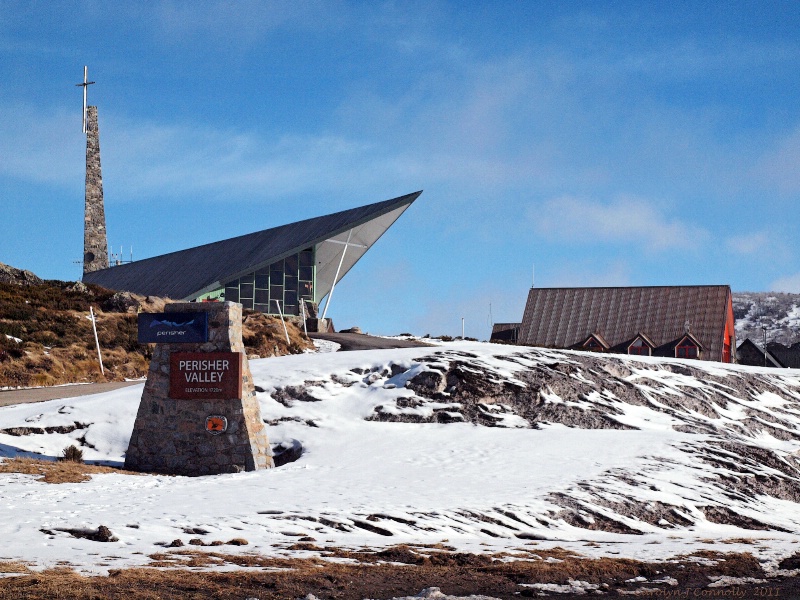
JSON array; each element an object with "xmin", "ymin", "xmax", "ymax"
[
  {"xmin": 0, "ymin": 280, "xmax": 312, "ymax": 387},
  {"xmin": 0, "ymin": 546, "xmax": 779, "ymax": 600},
  {"xmin": 0, "ymin": 561, "xmax": 30, "ymax": 574},
  {"xmin": 242, "ymin": 311, "xmax": 314, "ymax": 357},
  {"xmin": 0, "ymin": 457, "xmax": 143, "ymax": 483}
]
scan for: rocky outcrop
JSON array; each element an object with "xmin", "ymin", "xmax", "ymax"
[{"xmin": 0, "ymin": 262, "xmax": 42, "ymax": 286}]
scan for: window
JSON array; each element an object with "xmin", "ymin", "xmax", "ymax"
[
  {"xmin": 299, "ymin": 266, "xmax": 313, "ymax": 281},
  {"xmin": 299, "ymin": 249, "xmax": 314, "ymax": 267},
  {"xmin": 214, "ymin": 248, "xmax": 315, "ymax": 316},
  {"xmin": 255, "ymin": 272, "xmax": 269, "ymax": 289},
  {"xmin": 628, "ymin": 337, "xmax": 651, "ymax": 356},
  {"xmin": 583, "ymin": 337, "xmax": 604, "ymax": 352},
  {"xmin": 676, "ymin": 338, "xmax": 699, "ymax": 359},
  {"xmin": 284, "ymin": 254, "xmax": 298, "ymax": 273},
  {"xmin": 240, "ymin": 282, "xmax": 254, "ymax": 299}
]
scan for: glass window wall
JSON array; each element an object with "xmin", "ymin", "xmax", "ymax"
[{"xmin": 221, "ymin": 247, "xmax": 315, "ymax": 316}]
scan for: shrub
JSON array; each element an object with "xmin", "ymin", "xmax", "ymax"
[{"xmin": 59, "ymin": 445, "xmax": 84, "ymax": 463}]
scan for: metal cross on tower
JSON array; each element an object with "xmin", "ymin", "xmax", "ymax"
[{"xmin": 75, "ymin": 66, "xmax": 95, "ymax": 134}]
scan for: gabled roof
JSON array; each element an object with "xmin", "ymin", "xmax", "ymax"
[
  {"xmin": 83, "ymin": 191, "xmax": 421, "ymax": 301},
  {"xmin": 767, "ymin": 341, "xmax": 800, "ymax": 369},
  {"xmin": 737, "ymin": 338, "xmax": 783, "ymax": 367},
  {"xmin": 578, "ymin": 332, "xmax": 610, "ymax": 349},
  {"xmin": 628, "ymin": 332, "xmax": 656, "ymax": 349},
  {"xmin": 673, "ymin": 332, "xmax": 704, "ymax": 350},
  {"xmin": 519, "ymin": 285, "xmax": 732, "ymax": 361}
]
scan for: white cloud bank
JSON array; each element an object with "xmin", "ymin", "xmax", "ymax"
[
  {"xmin": 531, "ymin": 195, "xmax": 709, "ymax": 251},
  {"xmin": 771, "ymin": 273, "xmax": 800, "ymax": 294}
]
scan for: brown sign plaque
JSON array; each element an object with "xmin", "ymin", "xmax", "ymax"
[{"xmin": 169, "ymin": 352, "xmax": 243, "ymax": 400}]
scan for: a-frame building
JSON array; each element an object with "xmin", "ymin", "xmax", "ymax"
[{"xmin": 83, "ymin": 191, "xmax": 420, "ymax": 318}]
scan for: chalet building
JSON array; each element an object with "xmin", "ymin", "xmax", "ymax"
[
  {"xmin": 768, "ymin": 342, "xmax": 800, "ymax": 368},
  {"xmin": 736, "ymin": 338, "xmax": 783, "ymax": 367},
  {"xmin": 513, "ymin": 285, "xmax": 736, "ymax": 363},
  {"xmin": 738, "ymin": 339, "xmax": 800, "ymax": 368}
]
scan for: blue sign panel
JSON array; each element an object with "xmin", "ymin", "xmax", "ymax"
[{"xmin": 137, "ymin": 312, "xmax": 208, "ymax": 344}]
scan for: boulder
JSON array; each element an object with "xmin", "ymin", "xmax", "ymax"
[
  {"xmin": 0, "ymin": 262, "xmax": 42, "ymax": 286},
  {"xmin": 102, "ymin": 291, "xmax": 140, "ymax": 313}
]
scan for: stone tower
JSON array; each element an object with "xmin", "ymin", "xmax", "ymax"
[{"xmin": 83, "ymin": 105, "xmax": 109, "ymax": 274}]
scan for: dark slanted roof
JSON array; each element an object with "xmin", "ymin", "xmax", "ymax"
[
  {"xmin": 83, "ymin": 192, "xmax": 421, "ymax": 301},
  {"xmin": 737, "ymin": 338, "xmax": 783, "ymax": 367},
  {"xmin": 519, "ymin": 286, "xmax": 732, "ymax": 361},
  {"xmin": 767, "ymin": 341, "xmax": 800, "ymax": 369}
]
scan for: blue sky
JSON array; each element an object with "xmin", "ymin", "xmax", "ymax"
[{"xmin": 2, "ymin": 1, "xmax": 800, "ymax": 338}]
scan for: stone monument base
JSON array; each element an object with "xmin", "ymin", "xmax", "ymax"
[{"xmin": 124, "ymin": 302, "xmax": 273, "ymax": 476}]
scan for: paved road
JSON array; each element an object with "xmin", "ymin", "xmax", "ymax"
[
  {"xmin": 0, "ymin": 381, "xmax": 143, "ymax": 407},
  {"xmin": 310, "ymin": 332, "xmax": 433, "ymax": 351}
]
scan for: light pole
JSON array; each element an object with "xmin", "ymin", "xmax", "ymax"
[{"xmin": 762, "ymin": 325, "xmax": 768, "ymax": 367}]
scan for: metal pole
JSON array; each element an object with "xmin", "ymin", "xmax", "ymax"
[
  {"xmin": 89, "ymin": 306, "xmax": 104, "ymax": 375},
  {"xmin": 82, "ymin": 66, "xmax": 88, "ymax": 134},
  {"xmin": 461, "ymin": 317, "xmax": 465, "ymax": 339},
  {"xmin": 321, "ymin": 230, "xmax": 352, "ymax": 321},
  {"xmin": 762, "ymin": 326, "xmax": 767, "ymax": 367},
  {"xmin": 274, "ymin": 299, "xmax": 291, "ymax": 345},
  {"xmin": 300, "ymin": 299, "xmax": 308, "ymax": 337}
]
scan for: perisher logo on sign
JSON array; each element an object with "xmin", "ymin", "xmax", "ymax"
[
  {"xmin": 169, "ymin": 352, "xmax": 243, "ymax": 400},
  {"xmin": 138, "ymin": 312, "xmax": 209, "ymax": 344}
]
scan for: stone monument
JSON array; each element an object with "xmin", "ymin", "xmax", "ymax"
[
  {"xmin": 76, "ymin": 67, "xmax": 109, "ymax": 275},
  {"xmin": 125, "ymin": 302, "xmax": 273, "ymax": 475},
  {"xmin": 83, "ymin": 105, "xmax": 109, "ymax": 274}
]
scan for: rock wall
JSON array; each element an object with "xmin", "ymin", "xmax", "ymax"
[
  {"xmin": 124, "ymin": 302, "xmax": 273, "ymax": 475},
  {"xmin": 83, "ymin": 105, "xmax": 109, "ymax": 275}
]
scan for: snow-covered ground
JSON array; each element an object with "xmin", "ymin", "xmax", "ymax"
[
  {"xmin": 1, "ymin": 341, "xmax": 800, "ymax": 576},
  {"xmin": 734, "ymin": 291, "xmax": 800, "ymax": 345}
]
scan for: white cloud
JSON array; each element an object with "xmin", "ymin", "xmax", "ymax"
[
  {"xmin": 756, "ymin": 125, "xmax": 800, "ymax": 195},
  {"xmin": 725, "ymin": 231, "xmax": 771, "ymax": 256},
  {"xmin": 531, "ymin": 195, "xmax": 709, "ymax": 251},
  {"xmin": 544, "ymin": 260, "xmax": 632, "ymax": 288},
  {"xmin": 771, "ymin": 273, "xmax": 800, "ymax": 294},
  {"xmin": 0, "ymin": 104, "xmax": 82, "ymax": 185}
]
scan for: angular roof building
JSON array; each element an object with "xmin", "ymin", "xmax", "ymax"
[
  {"xmin": 83, "ymin": 191, "xmax": 421, "ymax": 317},
  {"xmin": 516, "ymin": 285, "xmax": 736, "ymax": 363}
]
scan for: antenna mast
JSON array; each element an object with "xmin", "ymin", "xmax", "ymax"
[{"xmin": 75, "ymin": 66, "xmax": 95, "ymax": 134}]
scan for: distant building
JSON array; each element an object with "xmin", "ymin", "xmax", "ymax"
[
  {"xmin": 739, "ymin": 339, "xmax": 800, "ymax": 368},
  {"xmin": 490, "ymin": 322, "xmax": 520, "ymax": 343},
  {"xmin": 509, "ymin": 286, "xmax": 736, "ymax": 363},
  {"xmin": 736, "ymin": 338, "xmax": 783, "ymax": 367},
  {"xmin": 767, "ymin": 342, "xmax": 800, "ymax": 368},
  {"xmin": 83, "ymin": 191, "xmax": 421, "ymax": 320}
]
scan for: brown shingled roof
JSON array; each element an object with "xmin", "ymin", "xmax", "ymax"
[{"xmin": 518, "ymin": 285, "xmax": 732, "ymax": 361}]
